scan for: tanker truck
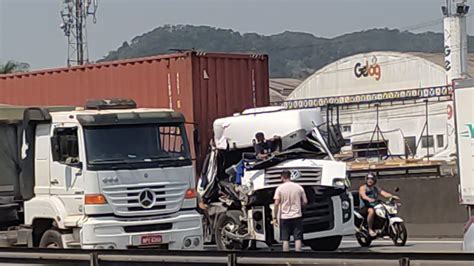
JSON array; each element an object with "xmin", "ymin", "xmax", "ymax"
[
  {"xmin": 0, "ymin": 99, "xmax": 202, "ymax": 250},
  {"xmin": 198, "ymin": 106, "xmax": 354, "ymax": 251}
]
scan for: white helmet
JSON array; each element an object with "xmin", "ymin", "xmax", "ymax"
[{"xmin": 289, "ymin": 169, "xmax": 301, "ymax": 181}]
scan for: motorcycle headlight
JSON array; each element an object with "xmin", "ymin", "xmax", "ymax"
[{"xmin": 386, "ymin": 206, "xmax": 398, "ymax": 215}]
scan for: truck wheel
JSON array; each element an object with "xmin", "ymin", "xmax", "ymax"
[
  {"xmin": 215, "ymin": 211, "xmax": 249, "ymax": 250},
  {"xmin": 39, "ymin": 229, "xmax": 64, "ymax": 249},
  {"xmin": 304, "ymin": 236, "xmax": 342, "ymax": 251}
]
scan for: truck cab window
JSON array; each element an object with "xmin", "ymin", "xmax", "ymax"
[
  {"xmin": 51, "ymin": 127, "xmax": 79, "ymax": 164},
  {"xmin": 84, "ymin": 124, "xmax": 190, "ymax": 169}
]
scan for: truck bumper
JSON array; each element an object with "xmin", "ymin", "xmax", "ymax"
[
  {"xmin": 303, "ymin": 195, "xmax": 354, "ymax": 240},
  {"xmin": 80, "ymin": 210, "xmax": 203, "ymax": 250},
  {"xmin": 271, "ymin": 194, "xmax": 354, "ymax": 241}
]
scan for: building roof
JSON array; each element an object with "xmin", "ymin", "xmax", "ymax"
[
  {"xmin": 269, "ymin": 78, "xmax": 302, "ymax": 103},
  {"xmin": 287, "ymin": 51, "xmax": 452, "ymax": 100}
]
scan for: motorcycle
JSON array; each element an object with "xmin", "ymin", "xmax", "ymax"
[{"xmin": 353, "ymin": 192, "xmax": 407, "ymax": 247}]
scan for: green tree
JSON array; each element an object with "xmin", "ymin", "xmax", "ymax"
[
  {"xmin": 99, "ymin": 25, "xmax": 463, "ymax": 78},
  {"xmin": 0, "ymin": 60, "xmax": 30, "ymax": 74}
]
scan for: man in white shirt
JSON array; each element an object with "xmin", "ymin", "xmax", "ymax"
[{"xmin": 273, "ymin": 170, "xmax": 308, "ymax": 252}]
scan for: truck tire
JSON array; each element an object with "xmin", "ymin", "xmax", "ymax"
[
  {"xmin": 215, "ymin": 211, "xmax": 249, "ymax": 250},
  {"xmin": 304, "ymin": 236, "xmax": 342, "ymax": 251},
  {"xmin": 39, "ymin": 229, "xmax": 64, "ymax": 249}
]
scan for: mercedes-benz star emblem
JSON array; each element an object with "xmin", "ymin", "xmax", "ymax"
[{"xmin": 138, "ymin": 189, "xmax": 156, "ymax": 209}]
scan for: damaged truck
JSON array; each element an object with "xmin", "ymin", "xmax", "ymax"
[{"xmin": 198, "ymin": 106, "xmax": 354, "ymax": 251}]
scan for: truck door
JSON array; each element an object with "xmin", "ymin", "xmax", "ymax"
[{"xmin": 49, "ymin": 125, "xmax": 84, "ymax": 215}]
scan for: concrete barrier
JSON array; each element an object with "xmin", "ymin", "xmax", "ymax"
[{"xmin": 350, "ymin": 175, "xmax": 466, "ymax": 238}]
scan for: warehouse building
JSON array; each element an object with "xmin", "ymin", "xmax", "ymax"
[
  {"xmin": 269, "ymin": 78, "xmax": 301, "ymax": 103},
  {"xmin": 286, "ymin": 51, "xmax": 474, "ymax": 162}
]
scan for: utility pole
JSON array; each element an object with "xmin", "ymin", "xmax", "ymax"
[
  {"xmin": 442, "ymin": 0, "xmax": 469, "ymax": 81},
  {"xmin": 60, "ymin": 0, "xmax": 98, "ymax": 67},
  {"xmin": 442, "ymin": 0, "xmax": 469, "ymax": 159}
]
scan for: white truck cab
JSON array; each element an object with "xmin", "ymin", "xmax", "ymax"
[
  {"xmin": 0, "ymin": 99, "xmax": 202, "ymax": 250},
  {"xmin": 198, "ymin": 106, "xmax": 354, "ymax": 251}
]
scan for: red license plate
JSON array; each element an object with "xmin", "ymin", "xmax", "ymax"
[{"xmin": 141, "ymin": 234, "xmax": 162, "ymax": 245}]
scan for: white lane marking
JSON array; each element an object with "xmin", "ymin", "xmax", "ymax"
[{"xmin": 343, "ymin": 240, "xmax": 463, "ymax": 244}]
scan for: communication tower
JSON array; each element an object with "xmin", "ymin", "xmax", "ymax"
[{"xmin": 60, "ymin": 0, "xmax": 98, "ymax": 66}]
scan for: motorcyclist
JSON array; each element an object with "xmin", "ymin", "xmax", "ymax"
[{"xmin": 358, "ymin": 173, "xmax": 397, "ymax": 237}]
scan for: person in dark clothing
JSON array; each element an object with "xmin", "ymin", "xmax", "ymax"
[
  {"xmin": 358, "ymin": 173, "xmax": 396, "ymax": 237},
  {"xmin": 254, "ymin": 132, "xmax": 277, "ymax": 160}
]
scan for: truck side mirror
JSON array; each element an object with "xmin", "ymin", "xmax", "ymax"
[{"xmin": 65, "ymin": 160, "xmax": 83, "ymax": 169}]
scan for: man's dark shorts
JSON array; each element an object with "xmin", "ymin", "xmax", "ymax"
[
  {"xmin": 358, "ymin": 206, "xmax": 374, "ymax": 217},
  {"xmin": 280, "ymin": 217, "xmax": 303, "ymax": 241}
]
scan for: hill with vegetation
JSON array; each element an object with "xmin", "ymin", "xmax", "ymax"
[{"xmin": 100, "ymin": 25, "xmax": 470, "ymax": 79}]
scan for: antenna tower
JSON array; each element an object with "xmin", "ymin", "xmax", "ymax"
[{"xmin": 60, "ymin": 0, "xmax": 98, "ymax": 67}]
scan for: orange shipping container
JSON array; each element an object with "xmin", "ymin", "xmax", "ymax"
[{"xmin": 0, "ymin": 51, "xmax": 270, "ymax": 171}]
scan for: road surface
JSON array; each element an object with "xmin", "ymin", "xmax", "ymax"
[
  {"xmin": 204, "ymin": 237, "xmax": 463, "ymax": 252},
  {"xmin": 338, "ymin": 237, "xmax": 463, "ymax": 252}
]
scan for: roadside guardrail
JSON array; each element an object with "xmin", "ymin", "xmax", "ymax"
[{"xmin": 0, "ymin": 248, "xmax": 473, "ymax": 266}]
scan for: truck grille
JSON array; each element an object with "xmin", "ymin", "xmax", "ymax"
[
  {"xmin": 102, "ymin": 182, "xmax": 188, "ymax": 217},
  {"xmin": 302, "ymin": 198, "xmax": 334, "ymax": 233},
  {"xmin": 265, "ymin": 167, "xmax": 322, "ymax": 186}
]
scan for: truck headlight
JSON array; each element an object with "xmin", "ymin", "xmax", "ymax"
[
  {"xmin": 333, "ymin": 178, "xmax": 346, "ymax": 188},
  {"xmin": 241, "ymin": 184, "xmax": 252, "ymax": 195},
  {"xmin": 340, "ymin": 193, "xmax": 352, "ymax": 223},
  {"xmin": 342, "ymin": 200, "xmax": 350, "ymax": 210}
]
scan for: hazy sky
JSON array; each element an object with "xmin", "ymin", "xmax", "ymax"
[{"xmin": 0, "ymin": 0, "xmax": 471, "ymax": 70}]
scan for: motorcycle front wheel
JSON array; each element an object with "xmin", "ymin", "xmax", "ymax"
[
  {"xmin": 355, "ymin": 231, "xmax": 372, "ymax": 247},
  {"xmin": 391, "ymin": 222, "xmax": 408, "ymax": 246}
]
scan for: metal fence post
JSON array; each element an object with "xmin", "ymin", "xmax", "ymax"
[
  {"xmin": 227, "ymin": 253, "xmax": 237, "ymax": 266},
  {"xmin": 399, "ymin": 257, "xmax": 410, "ymax": 266},
  {"xmin": 90, "ymin": 252, "xmax": 99, "ymax": 266}
]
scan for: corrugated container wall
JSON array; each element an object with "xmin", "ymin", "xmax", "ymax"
[{"xmin": 0, "ymin": 51, "xmax": 270, "ymax": 171}]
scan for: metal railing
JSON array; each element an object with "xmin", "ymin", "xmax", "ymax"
[{"xmin": 0, "ymin": 248, "xmax": 473, "ymax": 266}]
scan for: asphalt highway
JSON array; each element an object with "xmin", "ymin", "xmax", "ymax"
[
  {"xmin": 338, "ymin": 237, "xmax": 463, "ymax": 252},
  {"xmin": 203, "ymin": 237, "xmax": 464, "ymax": 252}
]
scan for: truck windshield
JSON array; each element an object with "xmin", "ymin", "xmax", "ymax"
[{"xmin": 84, "ymin": 124, "xmax": 190, "ymax": 168}]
